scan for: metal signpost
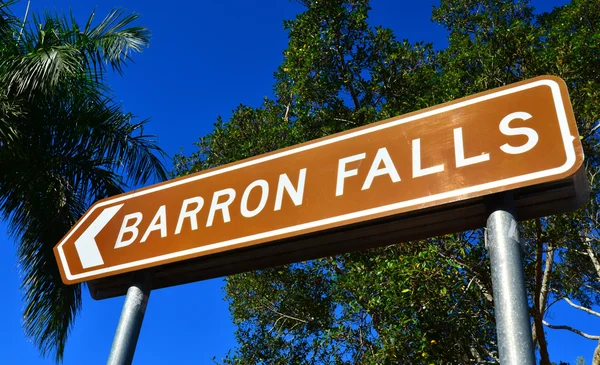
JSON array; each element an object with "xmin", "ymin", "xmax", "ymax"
[
  {"xmin": 53, "ymin": 76, "xmax": 588, "ymax": 364},
  {"xmin": 105, "ymin": 271, "xmax": 152, "ymax": 365},
  {"xmin": 486, "ymin": 193, "xmax": 536, "ymax": 364}
]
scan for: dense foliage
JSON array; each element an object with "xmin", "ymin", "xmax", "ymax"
[
  {"xmin": 0, "ymin": 1, "xmax": 166, "ymax": 361},
  {"xmin": 176, "ymin": 0, "xmax": 600, "ymax": 363}
]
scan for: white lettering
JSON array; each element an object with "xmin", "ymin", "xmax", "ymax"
[
  {"xmin": 175, "ymin": 197, "xmax": 204, "ymax": 235},
  {"xmin": 206, "ymin": 188, "xmax": 236, "ymax": 227},
  {"xmin": 241, "ymin": 180, "xmax": 269, "ymax": 218},
  {"xmin": 362, "ymin": 147, "xmax": 401, "ymax": 190},
  {"xmin": 412, "ymin": 138, "xmax": 444, "ymax": 177},
  {"xmin": 336, "ymin": 153, "xmax": 366, "ymax": 196},
  {"xmin": 274, "ymin": 169, "xmax": 307, "ymax": 211},
  {"xmin": 454, "ymin": 127, "xmax": 490, "ymax": 167},
  {"xmin": 140, "ymin": 205, "xmax": 167, "ymax": 243},
  {"xmin": 499, "ymin": 112, "xmax": 538, "ymax": 154},
  {"xmin": 114, "ymin": 212, "xmax": 143, "ymax": 248}
]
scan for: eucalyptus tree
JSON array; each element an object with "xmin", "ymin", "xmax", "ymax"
[
  {"xmin": 0, "ymin": 1, "xmax": 166, "ymax": 361},
  {"xmin": 434, "ymin": 1, "xmax": 600, "ymax": 363}
]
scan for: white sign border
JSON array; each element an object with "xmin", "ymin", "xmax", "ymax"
[{"xmin": 57, "ymin": 79, "xmax": 577, "ymax": 282}]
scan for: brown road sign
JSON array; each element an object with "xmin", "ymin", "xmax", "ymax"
[{"xmin": 54, "ymin": 75, "xmax": 587, "ymax": 293}]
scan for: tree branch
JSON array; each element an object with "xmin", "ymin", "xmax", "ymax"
[
  {"xmin": 16, "ymin": 0, "xmax": 31, "ymax": 45},
  {"xmin": 532, "ymin": 218, "xmax": 551, "ymax": 365},
  {"xmin": 284, "ymin": 91, "xmax": 293, "ymax": 123},
  {"xmin": 543, "ymin": 321, "xmax": 600, "ymax": 340},
  {"xmin": 539, "ymin": 244, "xmax": 554, "ymax": 311},
  {"xmin": 333, "ymin": 117, "xmax": 357, "ymax": 124},
  {"xmin": 582, "ymin": 122, "xmax": 600, "ymax": 141},
  {"xmin": 472, "ymin": 277, "xmax": 494, "ymax": 303},
  {"xmin": 436, "ymin": 249, "xmax": 493, "ymax": 302},
  {"xmin": 261, "ymin": 303, "xmax": 309, "ymax": 324},
  {"xmin": 584, "ymin": 237, "xmax": 600, "ymax": 280},
  {"xmin": 562, "ymin": 297, "xmax": 600, "ymax": 318}
]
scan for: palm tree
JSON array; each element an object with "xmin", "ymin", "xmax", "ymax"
[{"xmin": 0, "ymin": 1, "xmax": 167, "ymax": 361}]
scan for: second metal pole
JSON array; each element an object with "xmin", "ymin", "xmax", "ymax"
[
  {"xmin": 106, "ymin": 271, "xmax": 152, "ymax": 365},
  {"xmin": 486, "ymin": 193, "xmax": 536, "ymax": 364}
]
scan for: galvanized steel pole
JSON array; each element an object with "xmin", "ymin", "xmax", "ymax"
[
  {"xmin": 485, "ymin": 193, "xmax": 536, "ymax": 364},
  {"xmin": 106, "ymin": 271, "xmax": 152, "ymax": 365}
]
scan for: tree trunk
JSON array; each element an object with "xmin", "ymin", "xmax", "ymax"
[
  {"xmin": 534, "ymin": 219, "xmax": 552, "ymax": 365},
  {"xmin": 532, "ymin": 310, "xmax": 551, "ymax": 365},
  {"xmin": 593, "ymin": 340, "xmax": 600, "ymax": 365}
]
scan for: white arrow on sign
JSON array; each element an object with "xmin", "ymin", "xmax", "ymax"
[{"xmin": 74, "ymin": 204, "xmax": 124, "ymax": 269}]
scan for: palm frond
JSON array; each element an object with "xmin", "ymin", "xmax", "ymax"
[
  {"xmin": 53, "ymin": 94, "xmax": 168, "ymax": 187},
  {"xmin": 0, "ymin": 94, "xmax": 21, "ymax": 143},
  {"xmin": 5, "ymin": 7, "xmax": 150, "ymax": 99},
  {"xmin": 84, "ymin": 9, "xmax": 150, "ymax": 75},
  {"xmin": 0, "ymin": 91, "xmax": 166, "ymax": 361},
  {"xmin": 1, "ymin": 44, "xmax": 82, "ymax": 97},
  {"xmin": 0, "ymin": 129, "xmax": 85, "ymax": 363},
  {"xmin": 19, "ymin": 225, "xmax": 82, "ymax": 363},
  {"xmin": 0, "ymin": 4, "xmax": 163, "ymax": 362}
]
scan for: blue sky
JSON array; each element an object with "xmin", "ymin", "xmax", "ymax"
[{"xmin": 0, "ymin": 0, "xmax": 597, "ymax": 364}]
